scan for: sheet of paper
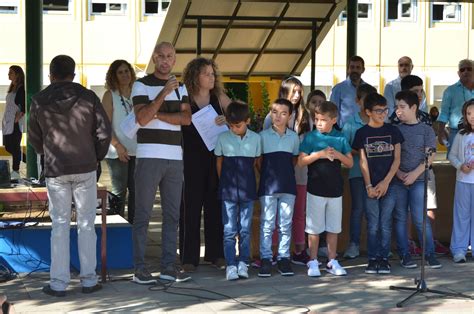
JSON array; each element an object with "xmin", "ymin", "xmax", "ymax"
[{"xmin": 192, "ymin": 104, "xmax": 228, "ymax": 151}]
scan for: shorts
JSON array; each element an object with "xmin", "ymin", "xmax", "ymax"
[
  {"xmin": 305, "ymin": 193, "xmax": 342, "ymax": 235},
  {"xmin": 427, "ymin": 168, "xmax": 437, "ymax": 209}
]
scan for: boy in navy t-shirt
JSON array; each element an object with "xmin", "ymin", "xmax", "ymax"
[
  {"xmin": 215, "ymin": 101, "xmax": 261, "ymax": 281},
  {"xmin": 298, "ymin": 101, "xmax": 353, "ymax": 277},
  {"xmin": 352, "ymin": 92, "xmax": 404, "ymax": 275},
  {"xmin": 257, "ymin": 98, "xmax": 300, "ymax": 278}
]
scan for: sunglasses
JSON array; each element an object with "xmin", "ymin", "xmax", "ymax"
[
  {"xmin": 459, "ymin": 67, "xmax": 472, "ymax": 73},
  {"xmin": 372, "ymin": 108, "xmax": 389, "ymax": 114}
]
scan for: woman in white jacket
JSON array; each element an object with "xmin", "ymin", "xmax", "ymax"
[{"xmin": 447, "ymin": 99, "xmax": 474, "ymax": 263}]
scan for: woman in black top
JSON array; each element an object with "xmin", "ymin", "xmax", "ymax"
[
  {"xmin": 179, "ymin": 57, "xmax": 231, "ymax": 271},
  {"xmin": 2, "ymin": 65, "xmax": 25, "ymax": 180}
]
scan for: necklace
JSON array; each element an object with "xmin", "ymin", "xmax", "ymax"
[{"xmin": 120, "ymin": 95, "xmax": 132, "ymax": 115}]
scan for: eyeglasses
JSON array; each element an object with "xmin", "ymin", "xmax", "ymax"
[
  {"xmin": 372, "ymin": 108, "xmax": 389, "ymax": 114},
  {"xmin": 459, "ymin": 67, "xmax": 472, "ymax": 73}
]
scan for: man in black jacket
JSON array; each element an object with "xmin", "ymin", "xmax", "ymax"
[{"xmin": 28, "ymin": 55, "xmax": 111, "ymax": 297}]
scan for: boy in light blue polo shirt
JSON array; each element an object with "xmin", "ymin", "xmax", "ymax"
[
  {"xmin": 257, "ymin": 98, "xmax": 300, "ymax": 278},
  {"xmin": 215, "ymin": 101, "xmax": 261, "ymax": 281},
  {"xmin": 342, "ymin": 83, "xmax": 376, "ymax": 259}
]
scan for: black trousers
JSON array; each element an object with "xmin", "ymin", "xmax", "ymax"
[
  {"xmin": 179, "ymin": 152, "xmax": 224, "ymax": 266},
  {"xmin": 3, "ymin": 123, "xmax": 22, "ymax": 171}
]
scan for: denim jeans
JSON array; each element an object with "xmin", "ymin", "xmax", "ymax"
[
  {"xmin": 393, "ymin": 180, "xmax": 435, "ymax": 257},
  {"xmin": 105, "ymin": 157, "xmax": 136, "ymax": 223},
  {"xmin": 348, "ymin": 177, "xmax": 367, "ymax": 245},
  {"xmin": 365, "ymin": 184, "xmax": 396, "ymax": 260},
  {"xmin": 259, "ymin": 194, "xmax": 295, "ymax": 260},
  {"xmin": 45, "ymin": 170, "xmax": 98, "ymax": 291},
  {"xmin": 222, "ymin": 200, "xmax": 254, "ymax": 266}
]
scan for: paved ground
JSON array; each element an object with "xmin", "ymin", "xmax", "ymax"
[{"xmin": 1, "ymin": 160, "xmax": 474, "ymax": 312}]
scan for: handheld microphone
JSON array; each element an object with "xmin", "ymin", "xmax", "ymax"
[{"xmin": 169, "ymin": 75, "xmax": 181, "ymax": 100}]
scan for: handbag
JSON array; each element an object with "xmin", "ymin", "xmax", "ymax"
[{"xmin": 120, "ymin": 111, "xmax": 140, "ymax": 140}]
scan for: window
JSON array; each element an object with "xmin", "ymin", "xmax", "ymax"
[
  {"xmin": 43, "ymin": 0, "xmax": 70, "ymax": 12},
  {"xmin": 340, "ymin": 0, "xmax": 373, "ymax": 21},
  {"xmin": 90, "ymin": 0, "xmax": 127, "ymax": 15},
  {"xmin": 431, "ymin": 2, "xmax": 461, "ymax": 23},
  {"xmin": 0, "ymin": 85, "xmax": 9, "ymax": 102},
  {"xmin": 0, "ymin": 0, "xmax": 19, "ymax": 14},
  {"xmin": 143, "ymin": 0, "xmax": 170, "ymax": 15},
  {"xmin": 387, "ymin": 0, "xmax": 416, "ymax": 22}
]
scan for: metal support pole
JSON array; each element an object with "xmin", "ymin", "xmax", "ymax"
[
  {"xmin": 25, "ymin": 0, "xmax": 42, "ymax": 179},
  {"xmin": 197, "ymin": 18, "xmax": 202, "ymax": 56},
  {"xmin": 311, "ymin": 19, "xmax": 317, "ymax": 91},
  {"xmin": 346, "ymin": 0, "xmax": 358, "ymax": 60}
]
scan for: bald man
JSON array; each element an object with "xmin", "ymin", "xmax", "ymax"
[{"xmin": 384, "ymin": 57, "xmax": 414, "ymax": 116}]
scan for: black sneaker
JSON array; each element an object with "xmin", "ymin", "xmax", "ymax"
[
  {"xmin": 365, "ymin": 259, "xmax": 378, "ymax": 274},
  {"xmin": 42, "ymin": 285, "xmax": 66, "ymax": 297},
  {"xmin": 82, "ymin": 283, "xmax": 102, "ymax": 294},
  {"xmin": 378, "ymin": 259, "xmax": 391, "ymax": 274},
  {"xmin": 132, "ymin": 267, "xmax": 157, "ymax": 285},
  {"xmin": 277, "ymin": 258, "xmax": 294, "ymax": 276},
  {"xmin": 400, "ymin": 254, "xmax": 417, "ymax": 269},
  {"xmin": 426, "ymin": 254, "xmax": 442, "ymax": 269},
  {"xmin": 160, "ymin": 265, "xmax": 191, "ymax": 282},
  {"xmin": 258, "ymin": 258, "xmax": 272, "ymax": 277}
]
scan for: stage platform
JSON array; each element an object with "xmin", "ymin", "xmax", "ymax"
[{"xmin": 0, "ymin": 215, "xmax": 132, "ymax": 273}]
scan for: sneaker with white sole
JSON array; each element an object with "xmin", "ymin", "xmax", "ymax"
[
  {"xmin": 307, "ymin": 259, "xmax": 321, "ymax": 277},
  {"xmin": 226, "ymin": 265, "xmax": 239, "ymax": 281},
  {"xmin": 237, "ymin": 261, "xmax": 249, "ymax": 279},
  {"xmin": 400, "ymin": 254, "xmax": 417, "ymax": 269},
  {"xmin": 453, "ymin": 253, "xmax": 466, "ymax": 263},
  {"xmin": 326, "ymin": 259, "xmax": 347, "ymax": 276},
  {"xmin": 159, "ymin": 265, "xmax": 191, "ymax": 282},
  {"xmin": 132, "ymin": 268, "xmax": 157, "ymax": 285},
  {"xmin": 343, "ymin": 242, "xmax": 360, "ymax": 259}
]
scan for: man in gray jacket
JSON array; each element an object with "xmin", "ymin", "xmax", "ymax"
[{"xmin": 28, "ymin": 55, "xmax": 111, "ymax": 297}]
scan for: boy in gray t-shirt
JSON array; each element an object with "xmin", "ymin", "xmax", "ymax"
[{"xmin": 392, "ymin": 90, "xmax": 442, "ymax": 269}]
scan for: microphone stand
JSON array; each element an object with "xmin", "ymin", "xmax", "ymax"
[{"xmin": 389, "ymin": 150, "xmax": 473, "ymax": 307}]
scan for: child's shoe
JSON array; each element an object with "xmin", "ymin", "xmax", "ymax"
[
  {"xmin": 343, "ymin": 242, "xmax": 360, "ymax": 259},
  {"xmin": 226, "ymin": 266, "xmax": 239, "ymax": 281},
  {"xmin": 408, "ymin": 240, "xmax": 422, "ymax": 256},
  {"xmin": 326, "ymin": 259, "xmax": 347, "ymax": 276},
  {"xmin": 378, "ymin": 259, "xmax": 391, "ymax": 274},
  {"xmin": 277, "ymin": 258, "xmax": 294, "ymax": 276},
  {"xmin": 291, "ymin": 250, "xmax": 310, "ymax": 266},
  {"xmin": 426, "ymin": 254, "xmax": 442, "ymax": 269},
  {"xmin": 237, "ymin": 261, "xmax": 249, "ymax": 279},
  {"xmin": 453, "ymin": 253, "xmax": 466, "ymax": 263},
  {"xmin": 434, "ymin": 240, "xmax": 450, "ymax": 255},
  {"xmin": 258, "ymin": 259, "xmax": 272, "ymax": 277},
  {"xmin": 365, "ymin": 259, "xmax": 378, "ymax": 274},
  {"xmin": 307, "ymin": 259, "xmax": 321, "ymax": 277},
  {"xmin": 400, "ymin": 254, "xmax": 417, "ymax": 269}
]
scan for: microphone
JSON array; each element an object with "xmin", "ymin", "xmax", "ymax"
[{"xmin": 169, "ymin": 75, "xmax": 181, "ymax": 100}]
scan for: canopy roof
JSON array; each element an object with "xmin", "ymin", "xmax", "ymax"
[{"xmin": 146, "ymin": 0, "xmax": 345, "ymax": 79}]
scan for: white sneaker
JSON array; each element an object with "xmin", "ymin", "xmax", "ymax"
[
  {"xmin": 453, "ymin": 253, "xmax": 466, "ymax": 263},
  {"xmin": 326, "ymin": 259, "xmax": 347, "ymax": 276},
  {"xmin": 343, "ymin": 242, "xmax": 360, "ymax": 259},
  {"xmin": 226, "ymin": 266, "xmax": 239, "ymax": 281},
  {"xmin": 10, "ymin": 171, "xmax": 20, "ymax": 180},
  {"xmin": 237, "ymin": 261, "xmax": 249, "ymax": 279},
  {"xmin": 307, "ymin": 259, "xmax": 321, "ymax": 277}
]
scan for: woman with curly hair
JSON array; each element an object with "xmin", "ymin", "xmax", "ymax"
[
  {"xmin": 2, "ymin": 65, "xmax": 25, "ymax": 180},
  {"xmin": 179, "ymin": 57, "xmax": 231, "ymax": 272},
  {"xmin": 102, "ymin": 60, "xmax": 137, "ymax": 223}
]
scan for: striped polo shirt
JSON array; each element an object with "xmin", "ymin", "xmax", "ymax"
[
  {"xmin": 258, "ymin": 127, "xmax": 299, "ymax": 197},
  {"xmin": 131, "ymin": 74, "xmax": 189, "ymax": 160}
]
